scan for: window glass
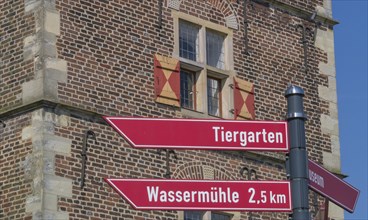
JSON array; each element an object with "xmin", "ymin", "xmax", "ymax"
[
  {"xmin": 184, "ymin": 211, "xmax": 205, "ymax": 220},
  {"xmin": 207, "ymin": 77, "xmax": 221, "ymax": 117},
  {"xmin": 211, "ymin": 213, "xmax": 231, "ymax": 220},
  {"xmin": 206, "ymin": 29, "xmax": 225, "ymax": 69},
  {"xmin": 179, "ymin": 20, "xmax": 200, "ymax": 61},
  {"xmin": 180, "ymin": 70, "xmax": 195, "ymax": 109}
]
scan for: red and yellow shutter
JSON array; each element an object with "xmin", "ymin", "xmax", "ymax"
[
  {"xmin": 154, "ymin": 54, "xmax": 180, "ymax": 107},
  {"xmin": 233, "ymin": 77, "xmax": 255, "ymax": 120}
]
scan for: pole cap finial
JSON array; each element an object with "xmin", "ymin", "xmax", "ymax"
[{"xmin": 285, "ymin": 85, "xmax": 304, "ymax": 97}]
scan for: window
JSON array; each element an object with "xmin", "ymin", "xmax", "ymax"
[
  {"xmin": 154, "ymin": 12, "xmax": 255, "ymax": 120},
  {"xmin": 184, "ymin": 211, "xmax": 232, "ymax": 220},
  {"xmin": 180, "ymin": 70, "xmax": 195, "ymax": 110},
  {"xmin": 206, "ymin": 30, "xmax": 225, "ymax": 70},
  {"xmin": 175, "ymin": 13, "xmax": 234, "ymax": 119},
  {"xmin": 184, "ymin": 211, "xmax": 204, "ymax": 220},
  {"xmin": 179, "ymin": 20, "xmax": 200, "ymax": 62},
  {"xmin": 211, "ymin": 213, "xmax": 232, "ymax": 220},
  {"xmin": 207, "ymin": 77, "xmax": 221, "ymax": 117}
]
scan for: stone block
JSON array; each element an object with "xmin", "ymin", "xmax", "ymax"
[
  {"xmin": 25, "ymin": 195, "xmax": 41, "ymax": 213},
  {"xmin": 24, "ymin": 0, "xmax": 42, "ymax": 13},
  {"xmin": 32, "ymin": 109, "xmax": 45, "ymax": 122},
  {"xmin": 328, "ymin": 202, "xmax": 344, "ymax": 220},
  {"xmin": 329, "ymin": 102, "xmax": 338, "ymax": 119},
  {"xmin": 202, "ymin": 166, "xmax": 214, "ymax": 180},
  {"xmin": 43, "ymin": 193, "xmax": 58, "ymax": 211},
  {"xmin": 32, "ymin": 133, "xmax": 71, "ymax": 155},
  {"xmin": 323, "ymin": 151, "xmax": 341, "ymax": 171},
  {"xmin": 43, "ymin": 79, "xmax": 58, "ymax": 101},
  {"xmin": 328, "ymin": 76, "xmax": 337, "ymax": 89},
  {"xmin": 44, "ymin": 10, "xmax": 60, "ymax": 35},
  {"xmin": 321, "ymin": 114, "xmax": 339, "ymax": 136},
  {"xmin": 43, "ymin": 133, "xmax": 72, "ymax": 155},
  {"xmin": 167, "ymin": 0, "xmax": 181, "ymax": 10},
  {"xmin": 58, "ymin": 115, "xmax": 70, "ymax": 127},
  {"xmin": 43, "ymin": 42, "xmax": 58, "ymax": 58},
  {"xmin": 24, "ymin": 35, "xmax": 36, "ymax": 48},
  {"xmin": 22, "ymin": 126, "xmax": 33, "ymax": 140},
  {"xmin": 319, "ymin": 62, "xmax": 336, "ymax": 77},
  {"xmin": 315, "ymin": 29, "xmax": 335, "ymax": 53},
  {"xmin": 44, "ymin": 174, "xmax": 73, "ymax": 198},
  {"xmin": 316, "ymin": 5, "xmax": 332, "ymax": 19},
  {"xmin": 43, "ymin": 210, "xmax": 69, "ymax": 220},
  {"xmin": 43, "ymin": 151, "xmax": 55, "ymax": 174},
  {"xmin": 330, "ymin": 134, "xmax": 341, "ymax": 154},
  {"xmin": 225, "ymin": 14, "xmax": 238, "ymax": 30},
  {"xmin": 318, "ymin": 85, "xmax": 337, "ymax": 103},
  {"xmin": 23, "ymin": 35, "xmax": 40, "ymax": 61},
  {"xmin": 44, "ymin": 111, "xmax": 57, "ymax": 124},
  {"xmin": 45, "ymin": 58, "xmax": 68, "ymax": 82},
  {"xmin": 22, "ymin": 78, "xmax": 44, "ymax": 104}
]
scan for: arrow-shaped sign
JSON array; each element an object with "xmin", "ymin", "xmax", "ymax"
[
  {"xmin": 105, "ymin": 179, "xmax": 292, "ymax": 212},
  {"xmin": 103, "ymin": 117, "xmax": 289, "ymax": 152},
  {"xmin": 308, "ymin": 159, "xmax": 360, "ymax": 213}
]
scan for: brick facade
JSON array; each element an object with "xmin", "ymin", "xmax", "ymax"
[{"xmin": 1, "ymin": 0, "xmax": 342, "ymax": 219}]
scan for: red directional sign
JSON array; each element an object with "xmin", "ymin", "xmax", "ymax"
[
  {"xmin": 308, "ymin": 159, "xmax": 360, "ymax": 213},
  {"xmin": 103, "ymin": 117, "xmax": 289, "ymax": 152},
  {"xmin": 105, "ymin": 179, "xmax": 292, "ymax": 212}
]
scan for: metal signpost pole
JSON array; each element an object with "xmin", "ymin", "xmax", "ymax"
[{"xmin": 285, "ymin": 85, "xmax": 310, "ymax": 220}]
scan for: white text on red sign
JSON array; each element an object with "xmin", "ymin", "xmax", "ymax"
[
  {"xmin": 105, "ymin": 179, "xmax": 292, "ymax": 211},
  {"xmin": 103, "ymin": 117, "xmax": 289, "ymax": 152},
  {"xmin": 212, "ymin": 127, "xmax": 284, "ymax": 147}
]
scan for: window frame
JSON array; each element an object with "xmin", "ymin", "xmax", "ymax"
[{"xmin": 173, "ymin": 11, "xmax": 235, "ymax": 119}]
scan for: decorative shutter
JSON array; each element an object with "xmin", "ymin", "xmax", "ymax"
[
  {"xmin": 154, "ymin": 54, "xmax": 180, "ymax": 107},
  {"xmin": 233, "ymin": 77, "xmax": 255, "ymax": 120}
]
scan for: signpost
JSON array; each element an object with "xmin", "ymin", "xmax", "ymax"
[
  {"xmin": 103, "ymin": 85, "xmax": 360, "ymax": 218},
  {"xmin": 308, "ymin": 159, "xmax": 360, "ymax": 213},
  {"xmin": 103, "ymin": 117, "xmax": 289, "ymax": 152},
  {"xmin": 285, "ymin": 85, "xmax": 310, "ymax": 219},
  {"xmin": 105, "ymin": 179, "xmax": 292, "ymax": 212}
]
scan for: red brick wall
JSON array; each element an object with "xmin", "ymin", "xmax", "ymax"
[
  {"xmin": 56, "ymin": 0, "xmax": 331, "ymax": 159},
  {"xmin": 0, "ymin": 1, "xmax": 35, "ymax": 111},
  {"xmin": 0, "ymin": 114, "xmax": 32, "ymax": 219},
  {"xmin": 0, "ymin": 1, "xmax": 35, "ymax": 218},
  {"xmin": 276, "ymin": 0, "xmax": 324, "ymax": 13},
  {"xmin": 0, "ymin": 0, "xmax": 334, "ymax": 219},
  {"xmin": 53, "ymin": 0, "xmax": 331, "ymax": 218}
]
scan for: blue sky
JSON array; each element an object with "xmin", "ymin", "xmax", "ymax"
[{"xmin": 333, "ymin": 1, "xmax": 368, "ymax": 219}]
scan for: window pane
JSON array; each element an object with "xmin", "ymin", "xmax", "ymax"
[
  {"xmin": 206, "ymin": 29, "xmax": 225, "ymax": 69},
  {"xmin": 207, "ymin": 77, "xmax": 220, "ymax": 117},
  {"xmin": 184, "ymin": 211, "xmax": 205, "ymax": 220},
  {"xmin": 180, "ymin": 70, "xmax": 195, "ymax": 109},
  {"xmin": 179, "ymin": 20, "xmax": 200, "ymax": 61},
  {"xmin": 211, "ymin": 213, "xmax": 231, "ymax": 220}
]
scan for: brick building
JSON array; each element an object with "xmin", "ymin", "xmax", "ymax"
[{"xmin": 0, "ymin": 0, "xmax": 343, "ymax": 219}]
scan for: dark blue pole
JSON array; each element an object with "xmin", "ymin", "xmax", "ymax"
[{"xmin": 285, "ymin": 85, "xmax": 310, "ymax": 220}]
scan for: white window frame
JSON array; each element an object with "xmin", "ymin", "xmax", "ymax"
[{"xmin": 172, "ymin": 11, "xmax": 235, "ymax": 119}]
